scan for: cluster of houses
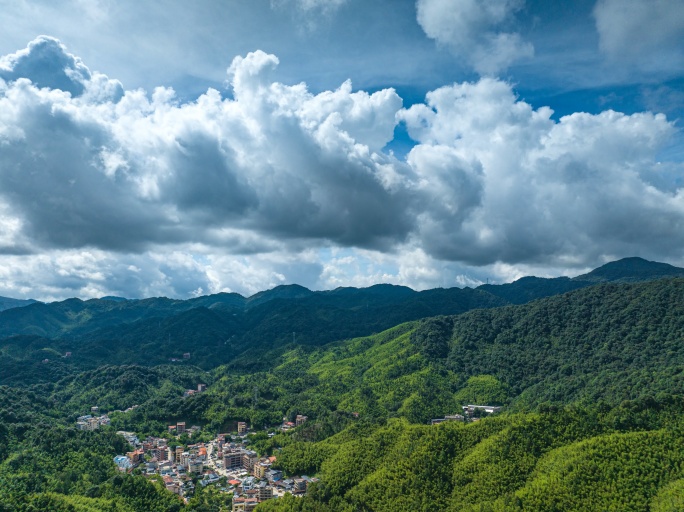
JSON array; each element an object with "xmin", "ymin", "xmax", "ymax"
[
  {"xmin": 75, "ymin": 404, "xmax": 141, "ymax": 430},
  {"xmin": 111, "ymin": 420, "xmax": 315, "ymax": 509},
  {"xmin": 430, "ymin": 405, "xmax": 502, "ymax": 425},
  {"xmin": 170, "ymin": 352, "xmax": 192, "ymax": 362},
  {"xmin": 219, "ymin": 436, "xmax": 311, "ymax": 510},
  {"xmin": 113, "ymin": 428, "xmax": 207, "ymax": 497},
  {"xmin": 75, "ymin": 406, "xmax": 111, "ymax": 430},
  {"xmin": 168, "ymin": 420, "xmax": 202, "ymax": 437},
  {"xmin": 183, "ymin": 383, "xmax": 207, "ymax": 399},
  {"xmin": 280, "ymin": 414, "xmax": 307, "ymax": 431}
]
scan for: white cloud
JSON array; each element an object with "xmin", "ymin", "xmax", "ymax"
[
  {"xmin": 415, "ymin": 0, "xmax": 533, "ymax": 74},
  {"xmin": 0, "ymin": 37, "xmax": 683, "ymax": 299},
  {"xmin": 400, "ymin": 78, "xmax": 683, "ymax": 265},
  {"xmin": 0, "ymin": 39, "xmax": 409, "ymax": 255},
  {"xmin": 593, "ymin": 0, "xmax": 684, "ymax": 74}
]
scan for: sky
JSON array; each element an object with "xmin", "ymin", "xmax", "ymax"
[{"xmin": 0, "ymin": 0, "xmax": 683, "ymax": 301}]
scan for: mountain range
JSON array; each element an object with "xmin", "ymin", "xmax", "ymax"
[
  {"xmin": 3, "ymin": 257, "xmax": 684, "ymax": 511},
  {"xmin": 1, "ymin": 257, "xmax": 684, "ymax": 380}
]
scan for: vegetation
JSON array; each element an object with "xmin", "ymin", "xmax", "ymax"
[
  {"xmin": 1, "ymin": 259, "xmax": 684, "ymax": 510},
  {"xmin": 258, "ymin": 398, "xmax": 684, "ymax": 511},
  {"xmin": 2, "ymin": 257, "xmax": 676, "ymax": 374}
]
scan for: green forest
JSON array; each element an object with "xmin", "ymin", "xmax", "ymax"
[{"xmin": 2, "ymin": 258, "xmax": 684, "ymax": 511}]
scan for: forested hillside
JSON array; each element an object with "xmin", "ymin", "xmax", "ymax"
[
  {"xmin": 258, "ymin": 397, "xmax": 684, "ymax": 511},
  {"xmin": 3, "ymin": 261, "xmax": 684, "ymax": 511},
  {"xmin": 0, "ymin": 257, "xmax": 678, "ymax": 376}
]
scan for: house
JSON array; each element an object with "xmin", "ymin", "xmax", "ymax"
[
  {"xmin": 295, "ymin": 415, "xmax": 308, "ymax": 426},
  {"xmin": 232, "ymin": 496, "xmax": 258, "ymax": 512},
  {"xmin": 277, "ymin": 479, "xmax": 294, "ymax": 491},
  {"xmin": 257, "ymin": 481, "xmax": 273, "ymax": 501},
  {"xmin": 126, "ymin": 449, "xmax": 144, "ymax": 464},
  {"xmin": 265, "ymin": 469, "xmax": 282, "ymax": 483},
  {"xmin": 200, "ymin": 473, "xmax": 220, "ymax": 486},
  {"xmin": 462, "ymin": 405, "xmax": 502, "ymax": 415},
  {"xmin": 188, "ymin": 458, "xmax": 203, "ymax": 474},
  {"xmin": 198, "ymin": 383, "xmax": 207, "ymax": 392},
  {"xmin": 254, "ymin": 460, "xmax": 270, "ymax": 479},
  {"xmin": 224, "ymin": 449, "xmax": 243, "ymax": 470},
  {"xmin": 237, "ymin": 422, "xmax": 247, "ymax": 435},
  {"xmin": 430, "ymin": 414, "xmax": 465, "ymax": 425},
  {"xmin": 114, "ymin": 455, "xmax": 132, "ymax": 471},
  {"xmin": 241, "ymin": 476, "xmax": 257, "ymax": 491},
  {"xmin": 242, "ymin": 450, "xmax": 257, "ymax": 473},
  {"xmin": 293, "ymin": 478, "xmax": 307, "ymax": 494}
]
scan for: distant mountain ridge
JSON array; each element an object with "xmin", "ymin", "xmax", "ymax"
[
  {"xmin": 573, "ymin": 256, "xmax": 684, "ymax": 283},
  {"xmin": 0, "ymin": 257, "xmax": 682, "ymax": 376},
  {"xmin": 0, "ymin": 296, "xmax": 38, "ymax": 312},
  {"xmin": 1, "ymin": 256, "xmax": 678, "ymax": 312}
]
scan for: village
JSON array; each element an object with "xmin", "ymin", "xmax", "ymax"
[
  {"xmin": 111, "ymin": 420, "xmax": 314, "ymax": 511},
  {"xmin": 77, "ymin": 383, "xmax": 316, "ymax": 511},
  {"xmin": 76, "ymin": 382, "xmax": 500, "ymax": 511}
]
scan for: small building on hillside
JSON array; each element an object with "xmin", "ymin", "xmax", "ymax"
[{"xmin": 462, "ymin": 405, "xmax": 502, "ymax": 415}]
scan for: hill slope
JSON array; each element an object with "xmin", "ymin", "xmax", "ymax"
[
  {"xmin": 1, "ymin": 257, "xmax": 681, "ymax": 375},
  {"xmin": 0, "ymin": 296, "xmax": 37, "ymax": 312}
]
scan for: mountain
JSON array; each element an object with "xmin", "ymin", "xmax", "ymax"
[
  {"xmin": 228, "ymin": 278, "xmax": 684, "ymax": 511},
  {"xmin": 0, "ymin": 296, "xmax": 37, "ymax": 312},
  {"xmin": 477, "ymin": 256, "xmax": 684, "ymax": 304},
  {"xmin": 477, "ymin": 276, "xmax": 588, "ymax": 304},
  {"xmin": 573, "ymin": 256, "xmax": 684, "ymax": 283},
  {"xmin": 87, "ymin": 276, "xmax": 684, "ymax": 438},
  {"xmin": 3, "ymin": 263, "xmax": 684, "ymax": 511},
  {"xmin": 1, "ymin": 257, "xmax": 682, "ymax": 375},
  {"xmin": 246, "ymin": 284, "xmax": 315, "ymax": 308}
]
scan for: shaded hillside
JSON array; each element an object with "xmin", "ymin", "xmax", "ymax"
[
  {"xmin": 0, "ymin": 296, "xmax": 37, "ymax": 312},
  {"xmin": 4, "ymin": 274, "xmax": 684, "ymax": 511},
  {"xmin": 85, "ymin": 277, "xmax": 684, "ymax": 438},
  {"xmin": 1, "ymin": 257, "xmax": 682, "ymax": 376},
  {"xmin": 444, "ymin": 278, "xmax": 684, "ymax": 407},
  {"xmin": 477, "ymin": 276, "xmax": 589, "ymax": 304}
]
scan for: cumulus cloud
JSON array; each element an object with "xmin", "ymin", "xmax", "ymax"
[
  {"xmin": 0, "ymin": 38, "xmax": 409, "ymax": 256},
  {"xmin": 400, "ymin": 78, "xmax": 683, "ymax": 265},
  {"xmin": 415, "ymin": 0, "xmax": 533, "ymax": 74},
  {"xmin": 0, "ymin": 37, "xmax": 683, "ymax": 299},
  {"xmin": 593, "ymin": 0, "xmax": 684, "ymax": 74},
  {"xmin": 0, "ymin": 36, "xmax": 123, "ymax": 100}
]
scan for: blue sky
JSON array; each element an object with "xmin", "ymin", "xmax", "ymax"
[{"xmin": 0, "ymin": 0, "xmax": 683, "ymax": 300}]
